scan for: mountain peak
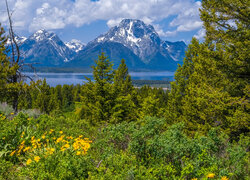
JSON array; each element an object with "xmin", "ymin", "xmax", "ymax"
[
  {"xmin": 119, "ymin": 19, "xmax": 145, "ymax": 26},
  {"xmin": 118, "ymin": 19, "xmax": 156, "ymax": 38},
  {"xmin": 95, "ymin": 18, "xmax": 161, "ymax": 63},
  {"xmin": 30, "ymin": 29, "xmax": 56, "ymax": 42},
  {"xmin": 65, "ymin": 39, "xmax": 85, "ymax": 52}
]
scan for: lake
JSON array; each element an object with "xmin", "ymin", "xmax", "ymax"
[{"xmin": 24, "ymin": 72, "xmax": 175, "ymax": 86}]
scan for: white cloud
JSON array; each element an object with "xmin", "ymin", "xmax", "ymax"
[
  {"xmin": 169, "ymin": 1, "xmax": 202, "ymax": 32},
  {"xmin": 107, "ymin": 18, "xmax": 124, "ymax": 28},
  {"xmin": 177, "ymin": 21, "xmax": 203, "ymax": 32},
  {"xmin": 0, "ymin": 0, "xmax": 203, "ymax": 37},
  {"xmin": 194, "ymin": 28, "xmax": 206, "ymax": 40}
]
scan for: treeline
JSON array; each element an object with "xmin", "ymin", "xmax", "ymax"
[
  {"xmin": 14, "ymin": 57, "xmax": 169, "ymax": 122},
  {"xmin": 132, "ymin": 79, "xmax": 170, "ymax": 88}
]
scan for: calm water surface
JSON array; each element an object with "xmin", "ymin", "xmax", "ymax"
[{"xmin": 24, "ymin": 72, "xmax": 175, "ymax": 86}]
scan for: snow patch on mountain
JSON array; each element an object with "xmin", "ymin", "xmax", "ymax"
[
  {"xmin": 92, "ymin": 19, "xmax": 161, "ymax": 63},
  {"xmin": 6, "ymin": 36, "xmax": 27, "ymax": 45},
  {"xmin": 65, "ymin": 39, "xmax": 84, "ymax": 52},
  {"xmin": 18, "ymin": 29, "xmax": 75, "ymax": 66},
  {"xmin": 30, "ymin": 29, "xmax": 54, "ymax": 42}
]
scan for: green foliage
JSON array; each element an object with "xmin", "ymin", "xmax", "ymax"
[
  {"xmin": 0, "ymin": 1, "xmax": 249, "ymax": 178},
  {"xmin": 77, "ymin": 54, "xmax": 140, "ymax": 124},
  {"xmin": 0, "ymin": 24, "xmax": 25, "ymax": 112},
  {"xmin": 0, "ymin": 24, "xmax": 9, "ymax": 97},
  {"xmin": 0, "ymin": 108, "xmax": 249, "ymax": 179},
  {"xmin": 168, "ymin": 0, "xmax": 250, "ymax": 138},
  {"xmin": 77, "ymin": 52, "xmax": 114, "ymax": 124},
  {"xmin": 87, "ymin": 117, "xmax": 249, "ymax": 179}
]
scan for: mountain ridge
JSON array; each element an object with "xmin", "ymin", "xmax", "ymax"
[
  {"xmin": 69, "ymin": 19, "xmax": 187, "ymax": 71},
  {"xmin": 7, "ymin": 19, "xmax": 187, "ymax": 71}
]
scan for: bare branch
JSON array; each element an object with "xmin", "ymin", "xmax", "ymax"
[{"xmin": 5, "ymin": 0, "xmax": 20, "ymax": 64}]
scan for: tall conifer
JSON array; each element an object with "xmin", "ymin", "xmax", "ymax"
[{"xmin": 168, "ymin": 0, "xmax": 249, "ymax": 137}]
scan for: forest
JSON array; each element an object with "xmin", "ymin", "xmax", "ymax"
[{"xmin": 0, "ymin": 0, "xmax": 249, "ymax": 179}]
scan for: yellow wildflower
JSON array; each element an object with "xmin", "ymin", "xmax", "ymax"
[
  {"xmin": 42, "ymin": 135, "xmax": 46, "ymax": 139},
  {"xmin": 59, "ymin": 131, "xmax": 63, "ymax": 134},
  {"xmin": 62, "ymin": 140, "xmax": 69, "ymax": 143},
  {"xmin": 221, "ymin": 176, "xmax": 229, "ymax": 180},
  {"xmin": 26, "ymin": 159, "xmax": 32, "ymax": 165},
  {"xmin": 191, "ymin": 178, "xmax": 198, "ymax": 180},
  {"xmin": 49, "ymin": 129, "xmax": 54, "ymax": 134},
  {"xmin": 67, "ymin": 136, "xmax": 73, "ymax": 139},
  {"xmin": 207, "ymin": 173, "xmax": 215, "ymax": 178},
  {"xmin": 23, "ymin": 146, "xmax": 31, "ymax": 152},
  {"xmin": 34, "ymin": 156, "xmax": 40, "ymax": 162},
  {"xmin": 10, "ymin": 150, "xmax": 16, "ymax": 156},
  {"xmin": 76, "ymin": 151, "xmax": 81, "ymax": 155},
  {"xmin": 49, "ymin": 148, "xmax": 55, "ymax": 154},
  {"xmin": 46, "ymin": 148, "xmax": 55, "ymax": 155},
  {"xmin": 10, "ymin": 112, "xmax": 14, "ymax": 115},
  {"xmin": 2, "ymin": 137, "xmax": 5, "ymax": 140},
  {"xmin": 64, "ymin": 144, "xmax": 70, "ymax": 148},
  {"xmin": 27, "ymin": 118, "xmax": 31, "ymax": 121},
  {"xmin": 56, "ymin": 135, "xmax": 65, "ymax": 143}
]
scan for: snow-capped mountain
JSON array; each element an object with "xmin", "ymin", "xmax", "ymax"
[
  {"xmin": 6, "ymin": 19, "xmax": 187, "ymax": 71},
  {"xmin": 19, "ymin": 29, "xmax": 75, "ymax": 66},
  {"xmin": 70, "ymin": 19, "xmax": 187, "ymax": 71},
  {"xmin": 6, "ymin": 35, "xmax": 27, "ymax": 45},
  {"xmin": 65, "ymin": 39, "xmax": 85, "ymax": 53},
  {"xmin": 94, "ymin": 19, "xmax": 161, "ymax": 63},
  {"xmin": 161, "ymin": 41, "xmax": 187, "ymax": 62}
]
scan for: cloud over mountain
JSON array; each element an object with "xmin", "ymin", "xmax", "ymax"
[{"xmin": 0, "ymin": 0, "xmax": 202, "ymax": 39}]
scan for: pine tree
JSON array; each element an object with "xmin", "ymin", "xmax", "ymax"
[
  {"xmin": 78, "ymin": 52, "xmax": 114, "ymax": 124},
  {"xmin": 113, "ymin": 59, "xmax": 133, "ymax": 95},
  {"xmin": 0, "ymin": 24, "xmax": 9, "ymax": 102},
  {"xmin": 0, "ymin": 24, "xmax": 23, "ymax": 112},
  {"xmin": 111, "ymin": 59, "xmax": 138, "ymax": 123},
  {"xmin": 168, "ymin": 0, "xmax": 249, "ymax": 137},
  {"xmin": 35, "ymin": 79, "xmax": 51, "ymax": 113}
]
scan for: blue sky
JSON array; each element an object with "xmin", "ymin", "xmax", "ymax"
[{"xmin": 0, "ymin": 0, "xmax": 204, "ymax": 44}]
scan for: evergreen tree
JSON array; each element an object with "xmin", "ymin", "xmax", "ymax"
[
  {"xmin": 73, "ymin": 84, "xmax": 81, "ymax": 102},
  {"xmin": 113, "ymin": 59, "xmax": 133, "ymax": 95},
  {"xmin": 111, "ymin": 59, "xmax": 138, "ymax": 123},
  {"xmin": 0, "ymin": 24, "xmax": 9, "ymax": 102},
  {"xmin": 168, "ymin": 0, "xmax": 249, "ymax": 137},
  {"xmin": 35, "ymin": 79, "xmax": 51, "ymax": 113},
  {"xmin": 78, "ymin": 52, "xmax": 114, "ymax": 124},
  {"xmin": 0, "ymin": 24, "xmax": 23, "ymax": 112},
  {"xmin": 48, "ymin": 87, "xmax": 61, "ymax": 112},
  {"xmin": 139, "ymin": 92, "xmax": 164, "ymax": 119},
  {"xmin": 62, "ymin": 84, "xmax": 74, "ymax": 110}
]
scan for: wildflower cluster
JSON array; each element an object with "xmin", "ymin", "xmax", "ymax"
[
  {"xmin": 192, "ymin": 174, "xmax": 229, "ymax": 179},
  {"xmin": 73, "ymin": 136, "xmax": 92, "ymax": 155},
  {"xmin": 207, "ymin": 173, "xmax": 215, "ymax": 178},
  {"xmin": 9, "ymin": 129, "xmax": 92, "ymax": 165}
]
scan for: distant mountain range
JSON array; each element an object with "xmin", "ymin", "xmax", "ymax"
[{"xmin": 7, "ymin": 19, "xmax": 187, "ymax": 72}]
